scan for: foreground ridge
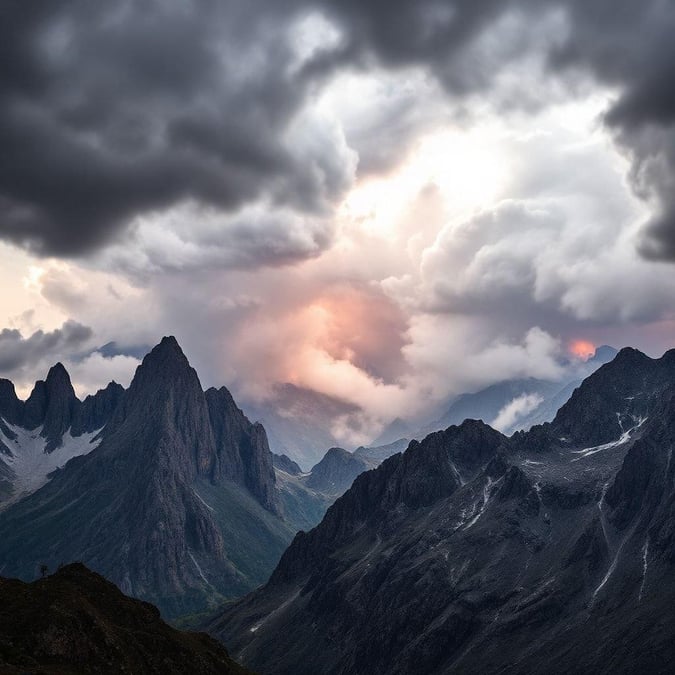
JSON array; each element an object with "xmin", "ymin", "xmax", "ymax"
[{"xmin": 0, "ymin": 562, "xmax": 251, "ymax": 674}]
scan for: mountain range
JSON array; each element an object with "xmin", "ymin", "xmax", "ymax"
[
  {"xmin": 243, "ymin": 346, "xmax": 617, "ymax": 470},
  {"xmin": 2, "ymin": 337, "xmax": 675, "ymax": 673},
  {"xmin": 210, "ymin": 346, "xmax": 675, "ymax": 674},
  {"xmin": 0, "ymin": 337, "xmax": 342, "ymax": 619}
]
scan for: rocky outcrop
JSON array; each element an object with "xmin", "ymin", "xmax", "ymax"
[
  {"xmin": 3, "ymin": 364, "xmax": 121, "ymax": 452},
  {"xmin": 306, "ymin": 447, "xmax": 371, "ymax": 496},
  {"xmin": 21, "ymin": 379, "xmax": 47, "ymax": 431},
  {"xmin": 0, "ymin": 379, "xmax": 22, "ymax": 426},
  {"xmin": 40, "ymin": 363, "xmax": 80, "ymax": 451},
  {"xmin": 273, "ymin": 453, "xmax": 302, "ymax": 475},
  {"xmin": 71, "ymin": 380, "xmax": 125, "ymax": 436},
  {"xmin": 206, "ymin": 386, "xmax": 279, "ymax": 514}
]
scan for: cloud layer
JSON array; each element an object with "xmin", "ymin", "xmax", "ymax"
[
  {"xmin": 2, "ymin": 1, "xmax": 675, "ymax": 261},
  {"xmin": 1, "ymin": 1, "xmax": 675, "ymax": 447}
]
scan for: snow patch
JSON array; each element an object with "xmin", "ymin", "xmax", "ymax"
[
  {"xmin": 463, "ymin": 477, "xmax": 496, "ymax": 530},
  {"xmin": 639, "ymin": 538, "xmax": 649, "ymax": 602},
  {"xmin": 0, "ymin": 421, "xmax": 102, "ymax": 509},
  {"xmin": 597, "ymin": 480, "xmax": 611, "ymax": 548},
  {"xmin": 249, "ymin": 589, "xmax": 301, "ymax": 633},
  {"xmin": 570, "ymin": 417, "xmax": 646, "ymax": 462},
  {"xmin": 449, "ymin": 460, "xmax": 465, "ymax": 486},
  {"xmin": 188, "ymin": 551, "xmax": 211, "ymax": 586},
  {"xmin": 193, "ymin": 489, "xmax": 215, "ymax": 511},
  {"xmin": 592, "ymin": 517, "xmax": 640, "ymax": 605}
]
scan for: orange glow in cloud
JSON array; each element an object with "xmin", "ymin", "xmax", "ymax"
[
  {"xmin": 569, "ymin": 339, "xmax": 595, "ymax": 360},
  {"xmin": 312, "ymin": 287, "xmax": 408, "ymax": 381}
]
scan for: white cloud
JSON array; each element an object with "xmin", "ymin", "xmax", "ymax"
[
  {"xmin": 66, "ymin": 353, "xmax": 140, "ymax": 399},
  {"xmin": 491, "ymin": 393, "xmax": 544, "ymax": 433}
]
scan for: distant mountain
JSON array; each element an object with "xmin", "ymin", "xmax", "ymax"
[
  {"xmin": 422, "ymin": 377, "xmax": 561, "ymax": 436},
  {"xmin": 211, "ymin": 346, "xmax": 675, "ymax": 674},
  {"xmin": 401, "ymin": 345, "xmax": 620, "ymax": 440},
  {"xmin": 370, "ymin": 417, "xmax": 412, "ymax": 447},
  {"xmin": 511, "ymin": 345, "xmax": 619, "ymax": 433},
  {"xmin": 0, "ymin": 563, "xmax": 249, "ymax": 674},
  {"xmin": 305, "ymin": 447, "xmax": 375, "ymax": 497},
  {"xmin": 272, "ymin": 452, "xmax": 303, "ymax": 476},
  {"xmin": 509, "ymin": 378, "xmax": 579, "ymax": 431},
  {"xmin": 354, "ymin": 437, "xmax": 410, "ymax": 464},
  {"xmin": 0, "ymin": 338, "xmax": 330, "ymax": 619},
  {"xmin": 241, "ymin": 383, "xmax": 359, "ymax": 469},
  {"xmin": 0, "ymin": 370, "xmax": 124, "ymax": 509},
  {"xmin": 0, "ymin": 363, "xmax": 124, "ymax": 455}
]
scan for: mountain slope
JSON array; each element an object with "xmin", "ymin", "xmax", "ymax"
[
  {"xmin": 0, "ymin": 563, "xmax": 250, "ymax": 674},
  {"xmin": 211, "ymin": 347, "xmax": 675, "ymax": 674},
  {"xmin": 0, "ymin": 371, "xmax": 125, "ymax": 508},
  {"xmin": 0, "ymin": 337, "xmax": 307, "ymax": 619},
  {"xmin": 305, "ymin": 447, "xmax": 374, "ymax": 497}
]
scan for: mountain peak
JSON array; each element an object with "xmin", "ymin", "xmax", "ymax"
[
  {"xmin": 44, "ymin": 362, "xmax": 77, "ymax": 402},
  {"xmin": 158, "ymin": 334, "xmax": 182, "ymax": 350},
  {"xmin": 0, "ymin": 379, "xmax": 22, "ymax": 425},
  {"xmin": 133, "ymin": 336, "xmax": 193, "ymax": 384},
  {"xmin": 108, "ymin": 336, "xmax": 210, "ymax": 462},
  {"xmin": 40, "ymin": 362, "xmax": 79, "ymax": 451},
  {"xmin": 613, "ymin": 346, "xmax": 650, "ymax": 364},
  {"xmin": 46, "ymin": 361, "xmax": 70, "ymax": 380}
]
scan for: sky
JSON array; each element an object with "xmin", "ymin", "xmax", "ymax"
[{"xmin": 1, "ymin": 1, "xmax": 675, "ymax": 445}]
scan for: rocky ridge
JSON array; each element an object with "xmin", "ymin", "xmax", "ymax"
[{"xmin": 211, "ymin": 347, "xmax": 675, "ymax": 674}]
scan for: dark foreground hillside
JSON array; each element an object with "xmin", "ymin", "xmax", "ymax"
[{"xmin": 0, "ymin": 563, "xmax": 251, "ymax": 674}]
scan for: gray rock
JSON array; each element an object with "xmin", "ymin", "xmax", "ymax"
[{"xmin": 211, "ymin": 347, "xmax": 675, "ymax": 675}]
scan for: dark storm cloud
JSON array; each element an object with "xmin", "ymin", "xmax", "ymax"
[
  {"xmin": 2, "ymin": 0, "xmax": 675, "ymax": 261},
  {"xmin": 0, "ymin": 0, "xmax": 346, "ymax": 257},
  {"xmin": 546, "ymin": 0, "xmax": 675, "ymax": 261},
  {"xmin": 0, "ymin": 320, "xmax": 93, "ymax": 375}
]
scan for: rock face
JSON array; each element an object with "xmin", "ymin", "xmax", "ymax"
[
  {"xmin": 39, "ymin": 363, "xmax": 80, "ymax": 451},
  {"xmin": 272, "ymin": 453, "xmax": 303, "ymax": 476},
  {"xmin": 0, "ymin": 379, "xmax": 22, "ymax": 426},
  {"xmin": 306, "ymin": 447, "xmax": 373, "ymax": 496},
  {"xmin": 0, "ymin": 563, "xmax": 250, "ymax": 674},
  {"xmin": 0, "ymin": 337, "xmax": 313, "ymax": 618},
  {"xmin": 0, "ymin": 365, "xmax": 124, "ymax": 456},
  {"xmin": 206, "ymin": 386, "xmax": 279, "ymax": 514},
  {"xmin": 211, "ymin": 347, "xmax": 675, "ymax": 674},
  {"xmin": 71, "ymin": 380, "xmax": 125, "ymax": 436}
]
